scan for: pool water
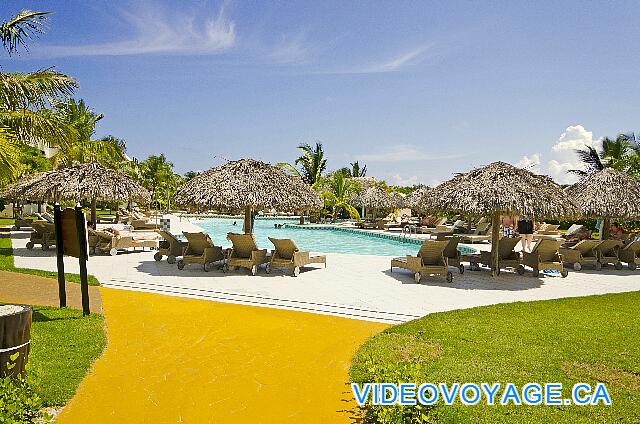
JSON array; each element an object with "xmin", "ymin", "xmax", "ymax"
[{"xmin": 191, "ymin": 217, "xmax": 426, "ymax": 257}]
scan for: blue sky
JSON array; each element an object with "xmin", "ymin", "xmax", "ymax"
[{"xmin": 4, "ymin": 1, "xmax": 640, "ymax": 185}]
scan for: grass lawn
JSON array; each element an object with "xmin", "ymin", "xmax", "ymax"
[
  {"xmin": 0, "ymin": 237, "xmax": 100, "ymax": 286},
  {"xmin": 0, "ymin": 217, "xmax": 15, "ymax": 227},
  {"xmin": 351, "ymin": 292, "xmax": 640, "ymax": 423},
  {"xmin": 26, "ymin": 306, "xmax": 105, "ymax": 406}
]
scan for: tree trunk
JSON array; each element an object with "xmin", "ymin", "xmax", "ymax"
[
  {"xmin": 0, "ymin": 305, "xmax": 32, "ymax": 378},
  {"xmin": 600, "ymin": 217, "xmax": 610, "ymax": 240},
  {"xmin": 243, "ymin": 206, "xmax": 252, "ymax": 234},
  {"xmin": 299, "ymin": 213, "xmax": 304, "ymax": 225},
  {"xmin": 91, "ymin": 198, "xmax": 97, "ymax": 229},
  {"xmin": 490, "ymin": 212, "xmax": 501, "ymax": 277}
]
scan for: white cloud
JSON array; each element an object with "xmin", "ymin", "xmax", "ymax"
[
  {"xmin": 319, "ymin": 44, "xmax": 433, "ymax": 75},
  {"xmin": 355, "ymin": 144, "xmax": 463, "ymax": 162},
  {"xmin": 515, "ymin": 153, "xmax": 542, "ymax": 173},
  {"xmin": 267, "ymin": 34, "xmax": 311, "ymax": 64},
  {"xmin": 515, "ymin": 125, "xmax": 599, "ymax": 184},
  {"xmin": 40, "ymin": 4, "xmax": 235, "ymax": 57},
  {"xmin": 389, "ymin": 174, "xmax": 419, "ymax": 187}
]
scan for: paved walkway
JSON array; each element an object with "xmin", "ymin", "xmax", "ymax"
[
  {"xmin": 56, "ymin": 288, "xmax": 386, "ymax": 423},
  {"xmin": 10, "ymin": 230, "xmax": 640, "ymax": 324},
  {"xmin": 0, "ymin": 270, "xmax": 102, "ymax": 312}
]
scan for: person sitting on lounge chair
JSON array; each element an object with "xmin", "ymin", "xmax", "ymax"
[
  {"xmin": 104, "ymin": 227, "xmax": 157, "ymax": 241},
  {"xmin": 610, "ymin": 223, "xmax": 623, "ymax": 240},
  {"xmin": 564, "ymin": 225, "xmax": 591, "ymax": 245}
]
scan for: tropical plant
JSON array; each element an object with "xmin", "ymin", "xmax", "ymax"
[
  {"xmin": 0, "ymin": 10, "xmax": 50, "ymax": 55},
  {"xmin": 139, "ymin": 154, "xmax": 180, "ymax": 209},
  {"xmin": 277, "ymin": 142, "xmax": 327, "ymax": 187},
  {"xmin": 184, "ymin": 170, "xmax": 200, "ymax": 181},
  {"xmin": 321, "ymin": 172, "xmax": 361, "ymax": 220},
  {"xmin": 350, "ymin": 161, "xmax": 367, "ymax": 177},
  {"xmin": 0, "ymin": 9, "xmax": 78, "ymax": 181},
  {"xmin": 570, "ymin": 133, "xmax": 640, "ymax": 177}
]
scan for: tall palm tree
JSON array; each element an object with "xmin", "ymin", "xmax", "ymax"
[
  {"xmin": 350, "ymin": 161, "xmax": 367, "ymax": 177},
  {"xmin": 276, "ymin": 142, "xmax": 327, "ymax": 187},
  {"xmin": 321, "ymin": 172, "xmax": 360, "ymax": 220},
  {"xmin": 569, "ymin": 133, "xmax": 639, "ymax": 176},
  {"xmin": 0, "ymin": 9, "xmax": 78, "ymax": 183}
]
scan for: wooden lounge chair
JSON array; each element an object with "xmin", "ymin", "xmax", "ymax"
[
  {"xmin": 154, "ymin": 230, "xmax": 188, "ymax": 264},
  {"xmin": 35, "ymin": 212, "xmax": 54, "ymax": 224},
  {"xmin": 176, "ymin": 232, "xmax": 224, "ymax": 271},
  {"xmin": 26, "ymin": 220, "xmax": 55, "ymax": 251},
  {"xmin": 266, "ymin": 237, "xmax": 326, "ymax": 276},
  {"xmin": 457, "ymin": 222, "xmax": 492, "ymax": 243},
  {"xmin": 224, "ymin": 232, "xmax": 269, "ymax": 275},
  {"xmin": 519, "ymin": 239, "xmax": 567, "ymax": 277},
  {"xmin": 415, "ymin": 217, "xmax": 447, "ymax": 234},
  {"xmin": 88, "ymin": 228, "xmax": 158, "ymax": 256},
  {"xmin": 594, "ymin": 240, "xmax": 624, "ymax": 270},
  {"xmin": 443, "ymin": 236, "xmax": 465, "ymax": 274},
  {"xmin": 11, "ymin": 210, "xmax": 34, "ymax": 230},
  {"xmin": 619, "ymin": 241, "xmax": 640, "ymax": 270},
  {"xmin": 390, "ymin": 240, "xmax": 453, "ymax": 283},
  {"xmin": 479, "ymin": 237, "xmax": 521, "ymax": 275},
  {"xmin": 559, "ymin": 240, "xmax": 602, "ymax": 271},
  {"xmin": 535, "ymin": 223, "xmax": 561, "ymax": 235}
]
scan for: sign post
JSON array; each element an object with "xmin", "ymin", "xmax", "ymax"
[
  {"xmin": 54, "ymin": 204, "xmax": 91, "ymax": 316},
  {"xmin": 53, "ymin": 204, "xmax": 67, "ymax": 308}
]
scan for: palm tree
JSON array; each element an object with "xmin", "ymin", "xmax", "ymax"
[
  {"xmin": 0, "ymin": 10, "xmax": 78, "ymax": 183},
  {"xmin": 139, "ymin": 154, "xmax": 177, "ymax": 209},
  {"xmin": 350, "ymin": 161, "xmax": 367, "ymax": 177},
  {"xmin": 276, "ymin": 142, "xmax": 327, "ymax": 187},
  {"xmin": 569, "ymin": 133, "xmax": 640, "ymax": 177},
  {"xmin": 321, "ymin": 172, "xmax": 360, "ymax": 220}
]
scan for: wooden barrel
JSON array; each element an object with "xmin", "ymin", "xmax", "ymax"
[{"xmin": 0, "ymin": 305, "xmax": 32, "ymax": 377}]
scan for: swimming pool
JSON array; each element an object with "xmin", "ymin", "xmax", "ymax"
[{"xmin": 190, "ymin": 217, "xmax": 475, "ymax": 257}]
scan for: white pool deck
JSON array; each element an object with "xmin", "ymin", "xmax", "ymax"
[{"xmin": 4, "ymin": 217, "xmax": 640, "ymax": 324}]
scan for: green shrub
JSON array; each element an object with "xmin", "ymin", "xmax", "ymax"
[
  {"xmin": 0, "ymin": 373, "xmax": 51, "ymax": 423},
  {"xmin": 353, "ymin": 360, "xmax": 435, "ymax": 423}
]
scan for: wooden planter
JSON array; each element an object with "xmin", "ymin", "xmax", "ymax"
[{"xmin": 0, "ymin": 305, "xmax": 32, "ymax": 377}]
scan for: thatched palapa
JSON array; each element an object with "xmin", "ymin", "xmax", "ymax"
[
  {"xmin": 417, "ymin": 161, "xmax": 579, "ymax": 276},
  {"xmin": 566, "ymin": 168, "xmax": 640, "ymax": 219},
  {"xmin": 0, "ymin": 172, "xmax": 52, "ymax": 202},
  {"xmin": 566, "ymin": 168, "xmax": 640, "ymax": 238},
  {"xmin": 351, "ymin": 186, "xmax": 394, "ymax": 209},
  {"xmin": 404, "ymin": 186, "xmax": 431, "ymax": 210},
  {"xmin": 174, "ymin": 159, "xmax": 323, "ymax": 232}
]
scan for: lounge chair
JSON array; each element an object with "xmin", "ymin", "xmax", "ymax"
[
  {"xmin": 390, "ymin": 240, "xmax": 453, "ymax": 283},
  {"xmin": 415, "ymin": 217, "xmax": 448, "ymax": 234},
  {"xmin": 559, "ymin": 240, "xmax": 603, "ymax": 271},
  {"xmin": 594, "ymin": 240, "xmax": 624, "ymax": 270},
  {"xmin": 26, "ymin": 220, "xmax": 55, "ymax": 251},
  {"xmin": 88, "ymin": 228, "xmax": 158, "ymax": 256},
  {"xmin": 266, "ymin": 237, "xmax": 326, "ymax": 276},
  {"xmin": 443, "ymin": 236, "xmax": 465, "ymax": 274},
  {"xmin": 224, "ymin": 232, "xmax": 269, "ymax": 275},
  {"xmin": 535, "ymin": 223, "xmax": 561, "ymax": 235},
  {"xmin": 35, "ymin": 212, "xmax": 54, "ymax": 224},
  {"xmin": 478, "ymin": 237, "xmax": 521, "ymax": 275},
  {"xmin": 457, "ymin": 222, "xmax": 492, "ymax": 243},
  {"xmin": 154, "ymin": 230, "xmax": 188, "ymax": 264},
  {"xmin": 520, "ymin": 239, "xmax": 568, "ymax": 277},
  {"xmin": 11, "ymin": 210, "xmax": 34, "ymax": 230},
  {"xmin": 176, "ymin": 232, "xmax": 224, "ymax": 271},
  {"xmin": 619, "ymin": 241, "xmax": 640, "ymax": 270}
]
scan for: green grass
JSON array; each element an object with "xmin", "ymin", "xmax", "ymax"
[
  {"xmin": 0, "ymin": 217, "xmax": 15, "ymax": 227},
  {"xmin": 0, "ymin": 237, "xmax": 100, "ymax": 286},
  {"xmin": 27, "ymin": 306, "xmax": 106, "ymax": 406},
  {"xmin": 351, "ymin": 292, "xmax": 640, "ymax": 423}
]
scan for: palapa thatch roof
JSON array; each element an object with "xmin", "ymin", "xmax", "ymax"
[
  {"xmin": 349, "ymin": 176, "xmax": 378, "ymax": 189},
  {"xmin": 351, "ymin": 186, "xmax": 395, "ymax": 209},
  {"xmin": 388, "ymin": 191, "xmax": 405, "ymax": 208},
  {"xmin": 417, "ymin": 161, "xmax": 579, "ymax": 219},
  {"xmin": 404, "ymin": 186, "xmax": 431, "ymax": 210},
  {"xmin": 566, "ymin": 168, "xmax": 640, "ymax": 219},
  {"xmin": 174, "ymin": 159, "xmax": 323, "ymax": 211},
  {"xmin": 0, "ymin": 172, "xmax": 52, "ymax": 202},
  {"xmin": 19, "ymin": 163, "xmax": 150, "ymax": 203}
]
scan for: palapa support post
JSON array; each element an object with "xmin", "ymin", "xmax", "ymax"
[
  {"xmin": 91, "ymin": 197, "xmax": 97, "ymax": 229},
  {"xmin": 490, "ymin": 212, "xmax": 501, "ymax": 277},
  {"xmin": 74, "ymin": 204, "xmax": 91, "ymax": 316},
  {"xmin": 53, "ymin": 203, "xmax": 67, "ymax": 308},
  {"xmin": 243, "ymin": 205, "xmax": 252, "ymax": 234},
  {"xmin": 600, "ymin": 217, "xmax": 610, "ymax": 241}
]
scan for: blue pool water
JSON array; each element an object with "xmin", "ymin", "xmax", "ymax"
[{"xmin": 191, "ymin": 217, "xmax": 427, "ymax": 257}]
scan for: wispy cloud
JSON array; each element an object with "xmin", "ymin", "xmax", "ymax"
[
  {"xmin": 267, "ymin": 34, "xmax": 311, "ymax": 64},
  {"xmin": 321, "ymin": 44, "xmax": 433, "ymax": 75},
  {"xmin": 39, "ymin": 4, "xmax": 235, "ymax": 57},
  {"xmin": 355, "ymin": 144, "xmax": 464, "ymax": 162}
]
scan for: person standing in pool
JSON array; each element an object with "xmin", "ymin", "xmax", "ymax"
[{"xmin": 517, "ymin": 216, "xmax": 534, "ymax": 252}]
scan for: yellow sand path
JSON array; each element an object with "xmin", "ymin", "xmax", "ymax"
[{"xmin": 56, "ymin": 288, "xmax": 387, "ymax": 423}]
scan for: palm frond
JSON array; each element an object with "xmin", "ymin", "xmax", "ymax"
[
  {"xmin": 0, "ymin": 69, "xmax": 78, "ymax": 110},
  {"xmin": 0, "ymin": 127, "xmax": 20, "ymax": 185},
  {"xmin": 274, "ymin": 162, "xmax": 301, "ymax": 177},
  {"xmin": 0, "ymin": 108, "xmax": 78, "ymax": 147},
  {"xmin": 0, "ymin": 10, "xmax": 51, "ymax": 55}
]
